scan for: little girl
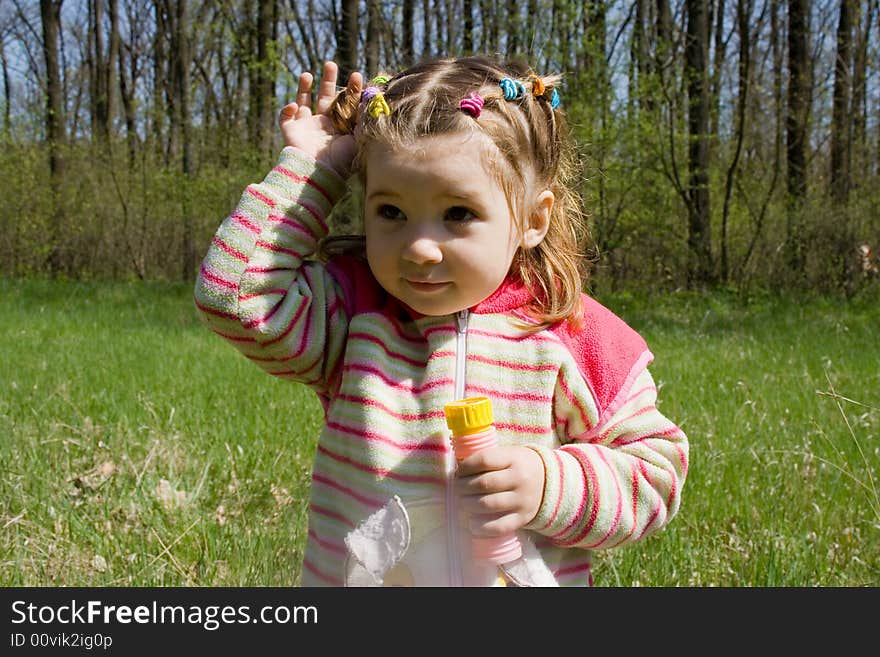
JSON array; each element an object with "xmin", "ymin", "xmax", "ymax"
[{"xmin": 194, "ymin": 56, "xmax": 689, "ymax": 587}]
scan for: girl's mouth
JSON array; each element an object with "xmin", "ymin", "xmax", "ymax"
[{"xmin": 405, "ymin": 280, "xmax": 451, "ymax": 293}]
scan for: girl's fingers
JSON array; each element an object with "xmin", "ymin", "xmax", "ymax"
[
  {"xmin": 346, "ymin": 70, "xmax": 364, "ymax": 97},
  {"xmin": 278, "ymin": 102, "xmax": 298, "ymax": 126},
  {"xmin": 316, "ymin": 61, "xmax": 338, "ymax": 105},
  {"xmin": 296, "ymin": 72, "xmax": 313, "ymax": 110},
  {"xmin": 468, "ymin": 511, "xmax": 521, "ymax": 537}
]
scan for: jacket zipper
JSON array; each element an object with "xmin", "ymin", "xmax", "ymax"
[{"xmin": 446, "ymin": 308, "xmax": 470, "ymax": 586}]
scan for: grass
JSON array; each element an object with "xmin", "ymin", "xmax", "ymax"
[{"xmin": 1, "ymin": 279, "xmax": 878, "ymax": 586}]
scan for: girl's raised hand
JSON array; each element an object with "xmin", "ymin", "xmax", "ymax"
[{"xmin": 279, "ymin": 61, "xmax": 363, "ymax": 177}]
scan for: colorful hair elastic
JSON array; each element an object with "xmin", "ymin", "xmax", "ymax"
[
  {"xmin": 550, "ymin": 88, "xmax": 561, "ymax": 109},
  {"xmin": 370, "ymin": 75, "xmax": 390, "ymax": 86},
  {"xmin": 499, "ymin": 77, "xmax": 525, "ymax": 101},
  {"xmin": 361, "ymin": 86, "xmax": 381, "ymax": 105},
  {"xmin": 459, "ymin": 92, "xmax": 484, "ymax": 118},
  {"xmin": 367, "ymin": 93, "xmax": 391, "ymax": 118},
  {"xmin": 529, "ymin": 75, "xmax": 546, "ymax": 97}
]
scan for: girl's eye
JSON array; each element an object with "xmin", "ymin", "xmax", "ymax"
[
  {"xmin": 445, "ymin": 206, "xmax": 476, "ymax": 223},
  {"xmin": 377, "ymin": 204, "xmax": 405, "ymax": 221}
]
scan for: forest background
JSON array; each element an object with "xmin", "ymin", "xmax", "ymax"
[
  {"xmin": 1, "ymin": 0, "xmax": 879, "ymax": 294},
  {"xmin": 1, "ymin": 1, "xmax": 879, "ymax": 588}
]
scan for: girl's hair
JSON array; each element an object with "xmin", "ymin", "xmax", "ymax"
[{"xmin": 323, "ymin": 55, "xmax": 592, "ymax": 328}]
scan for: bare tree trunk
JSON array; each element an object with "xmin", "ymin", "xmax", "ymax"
[
  {"xmin": 720, "ymin": 0, "xmax": 752, "ymax": 282},
  {"xmin": 480, "ymin": 0, "xmax": 497, "ymax": 55},
  {"xmin": 92, "ymin": 0, "xmax": 118, "ymax": 144},
  {"xmin": 152, "ymin": 0, "xmax": 167, "ymax": 160},
  {"xmin": 771, "ymin": 0, "xmax": 784, "ymax": 183},
  {"xmin": 876, "ymin": 0, "xmax": 880, "ymax": 176},
  {"xmin": 118, "ymin": 1, "xmax": 142, "ymax": 169},
  {"xmin": 252, "ymin": 0, "xmax": 278, "ymax": 161},
  {"xmin": 366, "ymin": 0, "xmax": 380, "ymax": 73},
  {"xmin": 163, "ymin": 0, "xmax": 195, "ymax": 281},
  {"xmin": 422, "ymin": 0, "xmax": 432, "ymax": 57},
  {"xmin": 632, "ymin": 0, "xmax": 650, "ymax": 113},
  {"xmin": 686, "ymin": 0, "xmax": 714, "ymax": 285},
  {"xmin": 462, "ymin": 0, "xmax": 473, "ymax": 53},
  {"xmin": 786, "ymin": 0, "xmax": 809, "ymax": 273},
  {"xmin": 830, "ymin": 0, "xmax": 852, "ymax": 206},
  {"xmin": 710, "ymin": 0, "xmax": 726, "ymax": 140},
  {"xmin": 431, "ymin": 0, "xmax": 443, "ymax": 54},
  {"xmin": 527, "ymin": 0, "xmax": 537, "ymax": 57},
  {"xmin": 655, "ymin": 0, "xmax": 673, "ymax": 88},
  {"xmin": 336, "ymin": 0, "xmax": 358, "ymax": 80},
  {"xmin": 506, "ymin": 0, "xmax": 520, "ymax": 55},
  {"xmin": 849, "ymin": 0, "xmax": 871, "ymax": 183},
  {"xmin": 583, "ymin": 2, "xmax": 612, "ymax": 258},
  {"xmin": 401, "ymin": 0, "xmax": 414, "ymax": 65},
  {"xmin": 444, "ymin": 0, "xmax": 455, "ymax": 55},
  {"xmin": 0, "ymin": 33, "xmax": 10, "ymax": 135},
  {"xmin": 40, "ymin": 0, "xmax": 68, "ymax": 275}
]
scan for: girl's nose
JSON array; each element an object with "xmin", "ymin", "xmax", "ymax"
[{"xmin": 401, "ymin": 231, "xmax": 443, "ymax": 266}]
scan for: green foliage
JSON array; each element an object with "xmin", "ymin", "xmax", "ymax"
[
  {"xmin": 1, "ymin": 280, "xmax": 877, "ymax": 586},
  {"xmin": 0, "ymin": 137, "xmax": 268, "ymax": 281}
]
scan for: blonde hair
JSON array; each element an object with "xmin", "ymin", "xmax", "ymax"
[{"xmin": 324, "ymin": 55, "xmax": 592, "ymax": 328}]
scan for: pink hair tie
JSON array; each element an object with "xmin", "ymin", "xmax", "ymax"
[{"xmin": 459, "ymin": 93, "xmax": 484, "ymax": 118}]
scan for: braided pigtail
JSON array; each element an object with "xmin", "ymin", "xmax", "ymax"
[{"xmin": 329, "ymin": 84, "xmax": 361, "ymax": 135}]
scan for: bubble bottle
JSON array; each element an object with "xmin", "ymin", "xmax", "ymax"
[{"xmin": 443, "ymin": 396, "xmax": 523, "ymax": 565}]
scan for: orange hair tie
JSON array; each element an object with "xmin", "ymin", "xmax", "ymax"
[{"xmin": 530, "ymin": 75, "xmax": 546, "ymax": 97}]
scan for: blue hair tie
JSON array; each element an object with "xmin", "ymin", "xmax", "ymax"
[
  {"xmin": 499, "ymin": 77, "xmax": 525, "ymax": 101},
  {"xmin": 550, "ymin": 88, "xmax": 561, "ymax": 109}
]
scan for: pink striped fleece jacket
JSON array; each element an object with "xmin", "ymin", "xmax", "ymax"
[{"xmin": 194, "ymin": 147, "xmax": 689, "ymax": 587}]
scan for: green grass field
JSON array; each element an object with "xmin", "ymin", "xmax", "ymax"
[{"xmin": 1, "ymin": 279, "xmax": 877, "ymax": 586}]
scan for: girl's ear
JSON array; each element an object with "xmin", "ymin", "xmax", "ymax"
[{"xmin": 522, "ymin": 189, "xmax": 554, "ymax": 249}]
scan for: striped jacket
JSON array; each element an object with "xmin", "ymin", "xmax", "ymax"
[{"xmin": 194, "ymin": 147, "xmax": 689, "ymax": 586}]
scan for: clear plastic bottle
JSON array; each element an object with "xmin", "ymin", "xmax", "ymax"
[{"xmin": 444, "ymin": 396, "xmax": 523, "ymax": 565}]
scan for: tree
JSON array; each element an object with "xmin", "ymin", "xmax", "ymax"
[
  {"xmin": 118, "ymin": 0, "xmax": 148, "ymax": 168},
  {"xmin": 336, "ymin": 0, "xmax": 357, "ymax": 80},
  {"xmin": 40, "ymin": 0, "xmax": 67, "ymax": 274},
  {"xmin": 506, "ymin": 0, "xmax": 520, "ymax": 56},
  {"xmin": 685, "ymin": 0, "xmax": 714, "ymax": 285},
  {"xmin": 830, "ymin": 0, "xmax": 853, "ymax": 206},
  {"xmin": 401, "ymin": 0, "xmax": 414, "ymax": 65},
  {"xmin": 366, "ymin": 0, "xmax": 380, "ymax": 73},
  {"xmin": 158, "ymin": 0, "xmax": 195, "ymax": 281},
  {"xmin": 463, "ymin": 0, "xmax": 473, "ymax": 53},
  {"xmin": 1, "ymin": 20, "xmax": 11, "ymax": 135},
  {"xmin": 88, "ymin": 0, "xmax": 119, "ymax": 144},
  {"xmin": 251, "ymin": 0, "xmax": 278, "ymax": 161},
  {"xmin": 785, "ymin": 0, "xmax": 809, "ymax": 273},
  {"xmin": 720, "ymin": 0, "xmax": 753, "ymax": 282}
]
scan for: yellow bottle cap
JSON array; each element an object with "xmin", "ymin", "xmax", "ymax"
[{"xmin": 444, "ymin": 396, "xmax": 493, "ymax": 436}]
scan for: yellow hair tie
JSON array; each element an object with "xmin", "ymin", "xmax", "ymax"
[
  {"xmin": 530, "ymin": 75, "xmax": 546, "ymax": 97},
  {"xmin": 367, "ymin": 93, "xmax": 391, "ymax": 118}
]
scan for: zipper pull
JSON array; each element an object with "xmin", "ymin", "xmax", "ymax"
[{"xmin": 455, "ymin": 308, "xmax": 469, "ymax": 334}]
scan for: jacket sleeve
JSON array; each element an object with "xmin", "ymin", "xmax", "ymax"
[
  {"xmin": 525, "ymin": 365, "xmax": 689, "ymax": 550},
  {"xmin": 193, "ymin": 147, "xmax": 351, "ymax": 396}
]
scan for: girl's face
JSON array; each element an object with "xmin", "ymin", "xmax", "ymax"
[{"xmin": 363, "ymin": 132, "xmax": 529, "ymax": 316}]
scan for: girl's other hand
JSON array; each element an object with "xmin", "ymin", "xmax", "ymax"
[
  {"xmin": 279, "ymin": 61, "xmax": 363, "ymax": 177},
  {"xmin": 455, "ymin": 445, "xmax": 546, "ymax": 537}
]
